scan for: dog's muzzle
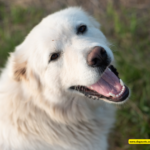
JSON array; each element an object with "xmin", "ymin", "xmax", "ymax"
[{"xmin": 70, "ymin": 46, "xmax": 130, "ymax": 104}]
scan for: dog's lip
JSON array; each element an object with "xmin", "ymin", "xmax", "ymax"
[
  {"xmin": 108, "ymin": 85, "xmax": 129, "ymax": 102},
  {"xmin": 99, "ymin": 85, "xmax": 129, "ymax": 103},
  {"xmin": 69, "ymin": 65, "xmax": 130, "ymax": 103},
  {"xmin": 69, "ymin": 85, "xmax": 129, "ymax": 103}
]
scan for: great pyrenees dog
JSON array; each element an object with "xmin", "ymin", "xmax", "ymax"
[{"xmin": 0, "ymin": 7, "xmax": 130, "ymax": 150}]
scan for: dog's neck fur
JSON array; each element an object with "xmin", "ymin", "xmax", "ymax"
[{"xmin": 0, "ymin": 67, "xmax": 115, "ymax": 150}]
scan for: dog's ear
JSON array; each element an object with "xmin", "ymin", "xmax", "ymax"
[
  {"xmin": 10, "ymin": 45, "xmax": 41, "ymax": 92},
  {"xmin": 13, "ymin": 57, "xmax": 27, "ymax": 81},
  {"xmin": 10, "ymin": 46, "xmax": 28, "ymax": 81}
]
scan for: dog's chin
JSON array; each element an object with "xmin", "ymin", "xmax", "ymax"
[{"xmin": 70, "ymin": 65, "xmax": 130, "ymax": 104}]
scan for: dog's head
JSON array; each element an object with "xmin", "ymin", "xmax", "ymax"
[{"xmin": 11, "ymin": 7, "xmax": 129, "ymax": 106}]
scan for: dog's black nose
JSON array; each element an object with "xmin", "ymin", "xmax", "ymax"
[{"xmin": 87, "ymin": 46, "xmax": 107, "ymax": 67}]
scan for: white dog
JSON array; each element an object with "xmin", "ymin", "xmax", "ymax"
[{"xmin": 0, "ymin": 7, "xmax": 129, "ymax": 150}]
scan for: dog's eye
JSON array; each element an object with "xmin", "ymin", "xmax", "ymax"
[
  {"xmin": 77, "ymin": 25, "xmax": 87, "ymax": 34},
  {"xmin": 49, "ymin": 53, "xmax": 60, "ymax": 62}
]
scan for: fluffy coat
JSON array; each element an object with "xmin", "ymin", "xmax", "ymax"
[{"xmin": 0, "ymin": 7, "xmax": 116, "ymax": 150}]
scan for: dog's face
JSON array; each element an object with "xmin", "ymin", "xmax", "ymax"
[{"xmin": 12, "ymin": 7, "xmax": 129, "ymax": 105}]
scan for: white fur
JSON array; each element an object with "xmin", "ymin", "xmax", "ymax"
[{"xmin": 0, "ymin": 7, "xmax": 116, "ymax": 150}]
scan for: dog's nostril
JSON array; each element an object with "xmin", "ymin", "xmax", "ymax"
[
  {"xmin": 92, "ymin": 58, "xmax": 99, "ymax": 66},
  {"xmin": 100, "ymin": 47, "xmax": 107, "ymax": 60},
  {"xmin": 100, "ymin": 47, "xmax": 106, "ymax": 55}
]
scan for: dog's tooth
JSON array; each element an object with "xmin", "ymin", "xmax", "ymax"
[
  {"xmin": 90, "ymin": 86, "xmax": 93, "ymax": 90},
  {"xmin": 109, "ymin": 93, "xmax": 115, "ymax": 97},
  {"xmin": 120, "ymin": 79, "xmax": 124, "ymax": 86},
  {"xmin": 123, "ymin": 86, "xmax": 125, "ymax": 90},
  {"xmin": 108, "ymin": 68, "xmax": 111, "ymax": 71}
]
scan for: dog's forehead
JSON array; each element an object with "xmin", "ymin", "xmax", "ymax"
[
  {"xmin": 35, "ymin": 7, "xmax": 93, "ymax": 45},
  {"xmin": 31, "ymin": 7, "xmax": 101, "ymax": 52},
  {"xmin": 41, "ymin": 7, "xmax": 91, "ymax": 28}
]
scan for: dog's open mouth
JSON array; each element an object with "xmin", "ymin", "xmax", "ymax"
[{"xmin": 70, "ymin": 65, "xmax": 129, "ymax": 103}]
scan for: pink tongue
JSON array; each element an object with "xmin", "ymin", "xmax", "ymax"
[{"xmin": 90, "ymin": 68, "xmax": 122, "ymax": 97}]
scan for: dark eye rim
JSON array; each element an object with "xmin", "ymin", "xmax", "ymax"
[
  {"xmin": 77, "ymin": 24, "xmax": 87, "ymax": 35},
  {"xmin": 49, "ymin": 52, "xmax": 60, "ymax": 63}
]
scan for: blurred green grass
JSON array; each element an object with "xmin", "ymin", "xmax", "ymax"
[
  {"xmin": 104, "ymin": 3, "xmax": 150, "ymax": 150},
  {"xmin": 0, "ymin": 2, "xmax": 150, "ymax": 150}
]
